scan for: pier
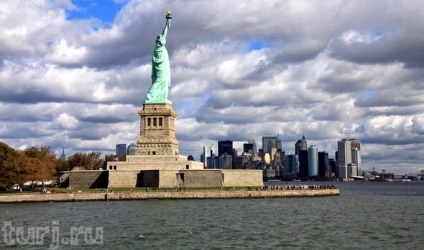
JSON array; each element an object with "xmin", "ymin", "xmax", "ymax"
[{"xmin": 0, "ymin": 188, "xmax": 339, "ymax": 203}]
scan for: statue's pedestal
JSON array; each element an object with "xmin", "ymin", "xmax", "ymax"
[{"xmin": 135, "ymin": 103, "xmax": 179, "ymax": 156}]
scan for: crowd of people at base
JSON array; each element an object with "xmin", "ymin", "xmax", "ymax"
[
  {"xmin": 261, "ymin": 185, "xmax": 337, "ymax": 191},
  {"xmin": 79, "ymin": 185, "xmax": 337, "ymax": 193},
  {"xmin": 90, "ymin": 189, "xmax": 114, "ymax": 193}
]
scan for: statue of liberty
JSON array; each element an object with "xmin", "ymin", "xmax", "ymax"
[{"xmin": 145, "ymin": 11, "xmax": 173, "ymax": 104}]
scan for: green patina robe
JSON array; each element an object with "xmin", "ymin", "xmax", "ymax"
[{"xmin": 146, "ymin": 18, "xmax": 172, "ymax": 104}]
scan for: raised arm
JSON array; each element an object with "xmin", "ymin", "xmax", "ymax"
[{"xmin": 162, "ymin": 11, "xmax": 172, "ymax": 40}]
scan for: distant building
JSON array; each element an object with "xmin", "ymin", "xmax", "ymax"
[
  {"xmin": 127, "ymin": 143, "xmax": 137, "ymax": 155},
  {"xmin": 243, "ymin": 139, "xmax": 258, "ymax": 156},
  {"xmin": 352, "ymin": 147, "xmax": 362, "ymax": 176},
  {"xmin": 218, "ymin": 140, "xmax": 233, "ymax": 157},
  {"xmin": 328, "ymin": 159, "xmax": 336, "ymax": 177},
  {"xmin": 243, "ymin": 143, "xmax": 254, "ymax": 154},
  {"xmin": 337, "ymin": 139, "xmax": 362, "ymax": 178},
  {"xmin": 273, "ymin": 151, "xmax": 285, "ymax": 177},
  {"xmin": 234, "ymin": 154, "xmax": 251, "ymax": 169},
  {"xmin": 284, "ymin": 154, "xmax": 299, "ymax": 175},
  {"xmin": 218, "ymin": 153, "xmax": 232, "ymax": 169},
  {"xmin": 262, "ymin": 136, "xmax": 277, "ymax": 156},
  {"xmin": 276, "ymin": 134, "xmax": 282, "ymax": 151},
  {"xmin": 308, "ymin": 146, "xmax": 318, "ymax": 176},
  {"xmin": 298, "ymin": 150, "xmax": 308, "ymax": 177},
  {"xmin": 350, "ymin": 139, "xmax": 361, "ymax": 150},
  {"xmin": 206, "ymin": 156, "xmax": 218, "ymax": 169},
  {"xmin": 59, "ymin": 148, "xmax": 66, "ymax": 161},
  {"xmin": 116, "ymin": 144, "xmax": 127, "ymax": 158},
  {"xmin": 210, "ymin": 144, "xmax": 216, "ymax": 157},
  {"xmin": 295, "ymin": 136, "xmax": 308, "ymax": 155},
  {"xmin": 337, "ymin": 139, "xmax": 351, "ymax": 178},
  {"xmin": 318, "ymin": 151, "xmax": 330, "ymax": 177},
  {"xmin": 201, "ymin": 145, "xmax": 212, "ymax": 168}
]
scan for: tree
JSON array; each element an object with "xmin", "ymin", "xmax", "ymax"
[
  {"xmin": 22, "ymin": 146, "xmax": 57, "ymax": 187},
  {"xmin": 56, "ymin": 158, "xmax": 70, "ymax": 173},
  {"xmin": 0, "ymin": 142, "xmax": 19, "ymax": 189},
  {"xmin": 0, "ymin": 143, "xmax": 57, "ymax": 190},
  {"xmin": 67, "ymin": 151, "xmax": 104, "ymax": 170},
  {"xmin": 118, "ymin": 154, "xmax": 127, "ymax": 161}
]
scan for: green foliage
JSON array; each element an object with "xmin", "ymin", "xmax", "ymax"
[
  {"xmin": 55, "ymin": 158, "xmax": 70, "ymax": 172},
  {"xmin": 67, "ymin": 151, "xmax": 103, "ymax": 170},
  {"xmin": 0, "ymin": 142, "xmax": 18, "ymax": 189}
]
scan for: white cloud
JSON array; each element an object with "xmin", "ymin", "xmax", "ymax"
[
  {"xmin": 0, "ymin": 0, "xmax": 424, "ymax": 174},
  {"xmin": 57, "ymin": 113, "xmax": 78, "ymax": 130}
]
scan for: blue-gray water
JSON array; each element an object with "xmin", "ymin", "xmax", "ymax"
[{"xmin": 1, "ymin": 181, "xmax": 424, "ymax": 249}]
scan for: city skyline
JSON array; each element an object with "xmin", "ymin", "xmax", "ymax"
[{"xmin": 1, "ymin": 1, "xmax": 424, "ymax": 175}]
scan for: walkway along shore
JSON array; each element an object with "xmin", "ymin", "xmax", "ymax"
[{"xmin": 0, "ymin": 188, "xmax": 340, "ymax": 203}]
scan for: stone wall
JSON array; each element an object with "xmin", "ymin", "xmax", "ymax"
[
  {"xmin": 178, "ymin": 170, "xmax": 223, "ymax": 187},
  {"xmin": 108, "ymin": 171, "xmax": 138, "ymax": 188},
  {"xmin": 222, "ymin": 170, "xmax": 263, "ymax": 187},
  {"xmin": 138, "ymin": 170, "xmax": 223, "ymax": 188},
  {"xmin": 68, "ymin": 171, "xmax": 108, "ymax": 189},
  {"xmin": 158, "ymin": 170, "xmax": 178, "ymax": 187},
  {"xmin": 107, "ymin": 155, "xmax": 204, "ymax": 171},
  {"xmin": 140, "ymin": 170, "xmax": 160, "ymax": 187},
  {"xmin": 68, "ymin": 169, "xmax": 264, "ymax": 189}
]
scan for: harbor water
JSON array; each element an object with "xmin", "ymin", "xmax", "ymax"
[{"xmin": 1, "ymin": 181, "xmax": 423, "ymax": 249}]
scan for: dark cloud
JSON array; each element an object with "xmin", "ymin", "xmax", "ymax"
[{"xmin": 329, "ymin": 29, "xmax": 424, "ymax": 68}]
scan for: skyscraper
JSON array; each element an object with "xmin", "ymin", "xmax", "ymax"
[
  {"xmin": 318, "ymin": 151, "xmax": 330, "ymax": 177},
  {"xmin": 308, "ymin": 146, "xmax": 318, "ymax": 176},
  {"xmin": 337, "ymin": 139, "xmax": 361, "ymax": 178},
  {"xmin": 276, "ymin": 134, "xmax": 282, "ymax": 151},
  {"xmin": 201, "ymin": 145, "xmax": 211, "ymax": 168},
  {"xmin": 298, "ymin": 150, "xmax": 308, "ymax": 177},
  {"xmin": 116, "ymin": 144, "xmax": 127, "ymax": 158},
  {"xmin": 218, "ymin": 140, "xmax": 233, "ymax": 157},
  {"xmin": 248, "ymin": 139, "xmax": 258, "ymax": 159},
  {"xmin": 218, "ymin": 153, "xmax": 232, "ymax": 169},
  {"xmin": 59, "ymin": 147, "xmax": 66, "ymax": 161},
  {"xmin": 243, "ymin": 143, "xmax": 254, "ymax": 154},
  {"xmin": 262, "ymin": 136, "xmax": 277, "ymax": 155},
  {"xmin": 284, "ymin": 154, "xmax": 299, "ymax": 174},
  {"xmin": 352, "ymin": 147, "xmax": 362, "ymax": 176},
  {"xmin": 350, "ymin": 139, "xmax": 361, "ymax": 150},
  {"xmin": 295, "ymin": 136, "xmax": 308, "ymax": 155},
  {"xmin": 337, "ymin": 139, "xmax": 352, "ymax": 178}
]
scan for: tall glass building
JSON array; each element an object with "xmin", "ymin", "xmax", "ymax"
[
  {"xmin": 308, "ymin": 146, "xmax": 318, "ymax": 176},
  {"xmin": 116, "ymin": 144, "xmax": 127, "ymax": 158}
]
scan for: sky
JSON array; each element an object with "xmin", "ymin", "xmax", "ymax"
[{"xmin": 1, "ymin": 0, "xmax": 424, "ymax": 174}]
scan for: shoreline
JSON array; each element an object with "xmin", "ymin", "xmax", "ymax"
[{"xmin": 0, "ymin": 189, "xmax": 339, "ymax": 203}]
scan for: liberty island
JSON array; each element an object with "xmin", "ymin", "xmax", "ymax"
[
  {"xmin": 0, "ymin": 12, "xmax": 339, "ymax": 201},
  {"xmin": 64, "ymin": 11, "xmax": 264, "ymax": 190}
]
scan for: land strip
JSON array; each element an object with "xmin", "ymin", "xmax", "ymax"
[{"xmin": 0, "ymin": 189, "xmax": 339, "ymax": 203}]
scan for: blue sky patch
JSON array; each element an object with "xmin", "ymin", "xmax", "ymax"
[
  {"xmin": 179, "ymin": 102, "xmax": 193, "ymax": 110},
  {"xmin": 66, "ymin": 0, "xmax": 125, "ymax": 24},
  {"xmin": 364, "ymin": 90, "xmax": 374, "ymax": 97},
  {"xmin": 247, "ymin": 40, "xmax": 272, "ymax": 51}
]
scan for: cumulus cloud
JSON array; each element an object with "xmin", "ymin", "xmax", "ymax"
[
  {"xmin": 0, "ymin": 0, "xmax": 423, "ymax": 173},
  {"xmin": 57, "ymin": 113, "xmax": 79, "ymax": 130}
]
